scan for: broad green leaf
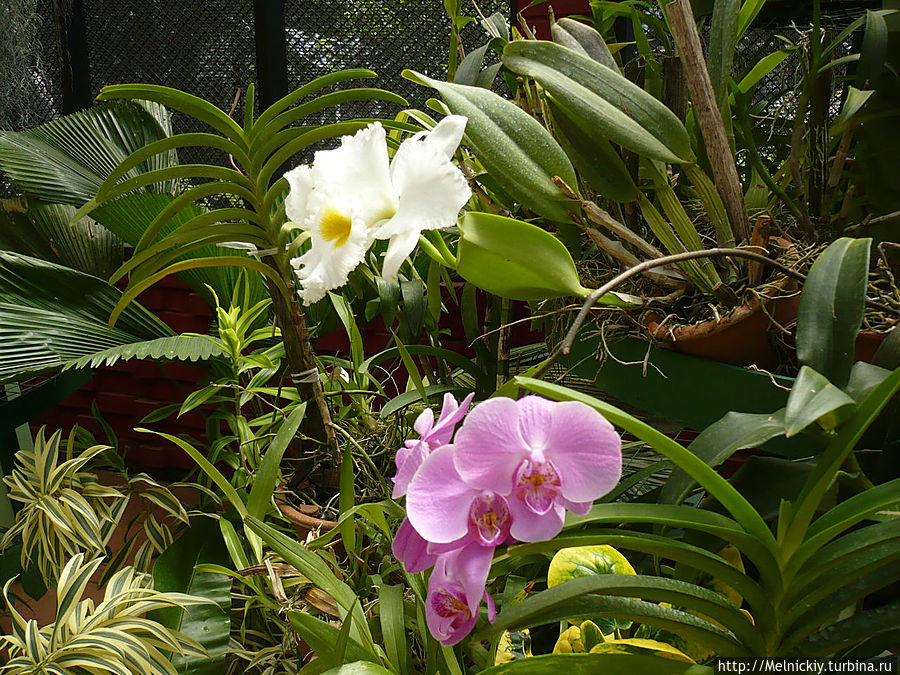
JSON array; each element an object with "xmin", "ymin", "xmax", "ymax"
[
  {"xmin": 377, "ymin": 584, "xmax": 408, "ymax": 674},
  {"xmin": 784, "ymin": 367, "xmax": 900, "ymax": 555},
  {"xmin": 287, "ymin": 612, "xmax": 379, "ymax": 668},
  {"xmin": 737, "ymin": 0, "xmax": 768, "ymax": 40},
  {"xmin": 551, "ymin": 17, "xmax": 619, "ymax": 71},
  {"xmin": 0, "ymin": 252, "xmax": 174, "ymax": 383},
  {"xmin": 244, "ymin": 516, "xmax": 376, "ymax": 655},
  {"xmin": 403, "ymin": 70, "xmax": 578, "ymax": 222},
  {"xmin": 152, "ymin": 519, "xmax": 230, "ymax": 675},
  {"xmin": 784, "ymin": 367, "xmax": 857, "ymax": 436},
  {"xmin": 320, "ymin": 663, "xmax": 395, "ymax": 675},
  {"xmin": 458, "ymin": 212, "xmax": 614, "ymax": 303},
  {"xmin": 796, "ymin": 238, "xmax": 871, "ymax": 389},
  {"xmin": 502, "ymin": 41, "xmax": 693, "ymax": 163},
  {"xmin": 660, "ymin": 410, "xmax": 786, "ymax": 507},
  {"xmin": 793, "ymin": 602, "xmax": 900, "ymax": 657},
  {"xmin": 479, "ymin": 653, "xmax": 710, "ymax": 674},
  {"xmin": 548, "ymin": 545, "xmax": 636, "ymax": 633},
  {"xmin": 473, "ymin": 576, "xmax": 750, "ymax": 656},
  {"xmin": 857, "ymin": 10, "xmax": 889, "ymax": 90},
  {"xmin": 0, "ymin": 101, "xmax": 174, "ymax": 205},
  {"xmin": 549, "ymin": 103, "xmax": 640, "ymax": 203},
  {"xmin": 589, "ymin": 639, "xmax": 694, "ymax": 662},
  {"xmin": 0, "ymin": 198, "xmax": 124, "ymax": 279}
]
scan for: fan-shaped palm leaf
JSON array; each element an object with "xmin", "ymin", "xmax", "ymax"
[
  {"xmin": 0, "ymin": 100, "xmax": 176, "ymax": 205},
  {"xmin": 0, "ymin": 197, "xmax": 124, "ymax": 279},
  {"xmin": 0, "ymin": 251, "xmax": 222, "ymax": 382}
]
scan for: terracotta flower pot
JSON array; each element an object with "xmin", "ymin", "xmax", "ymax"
[{"xmin": 646, "ymin": 278, "xmax": 800, "ymax": 370}]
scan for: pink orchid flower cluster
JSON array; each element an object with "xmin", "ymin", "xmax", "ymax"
[{"xmin": 391, "ymin": 393, "xmax": 622, "ymax": 646}]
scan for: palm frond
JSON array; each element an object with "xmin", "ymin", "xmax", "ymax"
[
  {"xmin": 0, "ymin": 197, "xmax": 125, "ymax": 278},
  {"xmin": 0, "ymin": 101, "xmax": 176, "ymax": 205},
  {"xmin": 0, "ymin": 252, "xmax": 222, "ymax": 382}
]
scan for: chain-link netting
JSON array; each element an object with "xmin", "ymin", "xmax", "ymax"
[
  {"xmin": 0, "ymin": 0, "xmax": 61, "ymax": 196},
  {"xmin": 0, "ymin": 0, "xmax": 881, "ymax": 188}
]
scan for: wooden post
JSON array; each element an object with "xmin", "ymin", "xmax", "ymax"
[
  {"xmin": 253, "ymin": 0, "xmax": 288, "ymax": 109},
  {"xmin": 53, "ymin": 0, "xmax": 92, "ymax": 114},
  {"xmin": 665, "ymin": 0, "xmax": 749, "ymax": 244}
]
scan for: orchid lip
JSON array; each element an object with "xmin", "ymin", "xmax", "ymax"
[
  {"xmin": 467, "ymin": 492, "xmax": 511, "ymax": 547},
  {"xmin": 514, "ymin": 458, "xmax": 562, "ymax": 516}
]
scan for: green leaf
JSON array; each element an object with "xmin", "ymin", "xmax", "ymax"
[
  {"xmin": 857, "ymin": 10, "xmax": 890, "ymax": 90},
  {"xmin": 457, "ymin": 212, "xmax": 596, "ymax": 302},
  {"xmin": 551, "ymin": 18, "xmax": 619, "ymax": 71},
  {"xmin": 379, "ymin": 384, "xmax": 462, "ymax": 418},
  {"xmin": 152, "ymin": 519, "xmax": 230, "ymax": 675},
  {"xmin": 547, "ymin": 545, "xmax": 636, "ymax": 633},
  {"xmin": 0, "ymin": 251, "xmax": 174, "ymax": 383},
  {"xmin": 783, "ymin": 367, "xmax": 900, "ymax": 555},
  {"xmin": 796, "ymin": 238, "xmax": 871, "ymax": 389},
  {"xmin": 0, "ymin": 100, "xmax": 174, "ymax": 205},
  {"xmin": 660, "ymin": 410, "xmax": 786, "ymax": 507},
  {"xmin": 403, "ymin": 70, "xmax": 578, "ymax": 222},
  {"xmin": 0, "ymin": 198, "xmax": 124, "ymax": 279},
  {"xmin": 549, "ymin": 102, "xmax": 640, "ymax": 203},
  {"xmin": 288, "ymin": 612, "xmax": 379, "ymax": 668},
  {"xmin": 66, "ymin": 335, "xmax": 224, "ymax": 372},
  {"xmin": 474, "ymin": 576, "xmax": 750, "ymax": 656},
  {"xmin": 244, "ymin": 516, "xmax": 376, "ymax": 655},
  {"xmin": 708, "ymin": 0, "xmax": 740, "ymax": 109},
  {"xmin": 377, "ymin": 584, "xmax": 408, "ymax": 674},
  {"xmin": 320, "ymin": 663, "xmax": 395, "ymax": 675},
  {"xmin": 502, "ymin": 41, "xmax": 693, "ymax": 163},
  {"xmin": 246, "ymin": 403, "xmax": 306, "ymax": 520},
  {"xmin": 736, "ymin": 0, "xmax": 768, "ymax": 40},
  {"xmin": 793, "ymin": 601, "xmax": 900, "ymax": 657},
  {"xmin": 97, "ymin": 83, "xmax": 245, "ymax": 143},
  {"xmin": 479, "ymin": 653, "xmax": 711, "ymax": 674},
  {"xmin": 784, "ymin": 366, "xmax": 857, "ymax": 437}
]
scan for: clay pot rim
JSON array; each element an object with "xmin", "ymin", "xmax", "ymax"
[{"xmin": 646, "ymin": 275, "xmax": 798, "ymax": 343}]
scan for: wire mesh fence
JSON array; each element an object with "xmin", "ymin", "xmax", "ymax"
[{"xmin": 0, "ymin": 0, "xmax": 883, "ymax": 198}]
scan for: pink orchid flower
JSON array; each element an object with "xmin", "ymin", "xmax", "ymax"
[
  {"xmin": 391, "ymin": 517, "xmax": 439, "ymax": 574},
  {"xmin": 406, "ymin": 445, "xmax": 513, "ymax": 549},
  {"xmin": 425, "ymin": 542, "xmax": 496, "ymax": 646},
  {"xmin": 452, "ymin": 396, "xmax": 622, "ymax": 542},
  {"xmin": 392, "ymin": 392, "xmax": 474, "ymax": 499}
]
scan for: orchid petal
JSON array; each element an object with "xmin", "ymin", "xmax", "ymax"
[
  {"xmin": 376, "ymin": 134, "xmax": 470, "ymax": 241},
  {"xmin": 540, "ymin": 400, "xmax": 622, "ymax": 503},
  {"xmin": 380, "ymin": 228, "xmax": 420, "ymax": 282},
  {"xmin": 392, "ymin": 518, "xmax": 437, "ymax": 573},
  {"xmin": 311, "ymin": 122, "xmax": 397, "ymax": 226},
  {"xmin": 428, "ymin": 392, "xmax": 474, "ymax": 447},
  {"xmin": 423, "ymin": 115, "xmax": 468, "ymax": 158},
  {"xmin": 559, "ymin": 496, "xmax": 593, "ymax": 516},
  {"xmin": 507, "ymin": 498, "xmax": 566, "ymax": 542},
  {"xmin": 413, "ymin": 407, "xmax": 435, "ymax": 438},
  {"xmin": 425, "ymin": 542, "xmax": 493, "ymax": 645},
  {"xmin": 392, "ymin": 442, "xmax": 427, "ymax": 499},
  {"xmin": 406, "ymin": 445, "xmax": 474, "ymax": 543},
  {"xmin": 283, "ymin": 165, "xmax": 313, "ymax": 224},
  {"xmin": 453, "ymin": 397, "xmax": 529, "ymax": 495}
]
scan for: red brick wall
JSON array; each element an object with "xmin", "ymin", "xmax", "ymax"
[{"xmin": 518, "ymin": 0, "xmax": 592, "ymax": 39}]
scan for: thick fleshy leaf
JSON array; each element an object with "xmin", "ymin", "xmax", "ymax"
[
  {"xmin": 479, "ymin": 653, "xmax": 710, "ymax": 674},
  {"xmin": 403, "ymin": 70, "xmax": 578, "ymax": 222},
  {"xmin": 151, "ymin": 519, "xmax": 230, "ymax": 675},
  {"xmin": 502, "ymin": 41, "xmax": 693, "ymax": 163},
  {"xmin": 551, "ymin": 18, "xmax": 618, "ymax": 71},
  {"xmin": 797, "ymin": 238, "xmax": 871, "ymax": 389},
  {"xmin": 784, "ymin": 366, "xmax": 857, "ymax": 437},
  {"xmin": 457, "ymin": 212, "xmax": 631, "ymax": 304}
]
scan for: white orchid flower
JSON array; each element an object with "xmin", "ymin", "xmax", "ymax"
[{"xmin": 285, "ymin": 116, "xmax": 471, "ymax": 304}]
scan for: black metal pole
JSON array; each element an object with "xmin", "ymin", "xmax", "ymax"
[
  {"xmin": 253, "ymin": 0, "xmax": 288, "ymax": 110},
  {"xmin": 53, "ymin": 0, "xmax": 92, "ymax": 113}
]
